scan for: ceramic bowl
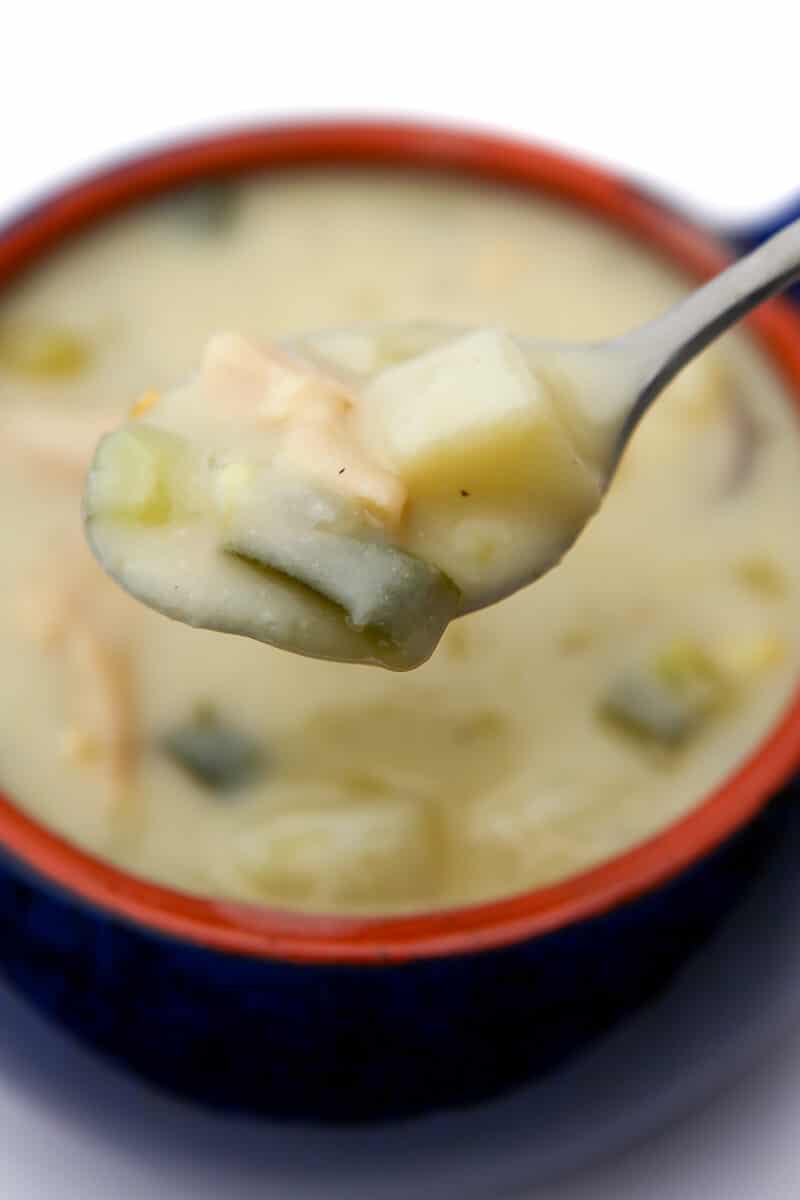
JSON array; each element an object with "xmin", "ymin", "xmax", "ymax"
[{"xmin": 1, "ymin": 120, "xmax": 799, "ymax": 1121}]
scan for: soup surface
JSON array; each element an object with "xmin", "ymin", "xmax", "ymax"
[{"xmin": 0, "ymin": 170, "xmax": 798, "ymax": 912}]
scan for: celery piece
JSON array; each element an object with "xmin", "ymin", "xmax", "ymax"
[
  {"xmin": 0, "ymin": 323, "xmax": 90, "ymax": 379},
  {"xmin": 161, "ymin": 180, "xmax": 239, "ymax": 234},
  {"xmin": 225, "ymin": 522, "xmax": 460, "ymax": 655},
  {"xmin": 161, "ymin": 707, "xmax": 264, "ymax": 792}
]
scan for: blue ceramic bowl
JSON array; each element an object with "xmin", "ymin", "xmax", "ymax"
[{"xmin": 1, "ymin": 121, "xmax": 799, "ymax": 1122}]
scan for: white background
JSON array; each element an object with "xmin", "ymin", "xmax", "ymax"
[{"xmin": 2, "ymin": 3, "xmax": 800, "ymax": 1196}]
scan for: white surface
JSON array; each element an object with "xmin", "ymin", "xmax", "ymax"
[
  {"xmin": 2, "ymin": 3, "xmax": 800, "ymax": 1196},
  {"xmin": 1, "ymin": 1, "xmax": 799, "ymax": 224}
]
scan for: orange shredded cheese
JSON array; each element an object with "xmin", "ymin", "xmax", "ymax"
[{"xmin": 130, "ymin": 390, "xmax": 160, "ymax": 419}]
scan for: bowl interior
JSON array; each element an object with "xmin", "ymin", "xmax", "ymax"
[{"xmin": 2, "ymin": 120, "xmax": 800, "ymax": 964}]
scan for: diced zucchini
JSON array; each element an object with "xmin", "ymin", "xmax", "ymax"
[
  {"xmin": 161, "ymin": 180, "xmax": 239, "ymax": 233},
  {"xmin": 0, "ymin": 323, "xmax": 90, "ymax": 379},
  {"xmin": 161, "ymin": 706, "xmax": 264, "ymax": 792},
  {"xmin": 734, "ymin": 557, "xmax": 787, "ymax": 600},
  {"xmin": 84, "ymin": 425, "xmax": 195, "ymax": 524},
  {"xmin": 600, "ymin": 674, "xmax": 701, "ymax": 746},
  {"xmin": 600, "ymin": 639, "xmax": 729, "ymax": 748},
  {"xmin": 225, "ymin": 516, "xmax": 461, "ymax": 654},
  {"xmin": 654, "ymin": 640, "xmax": 726, "ymax": 713},
  {"xmin": 361, "ymin": 327, "xmax": 598, "ymax": 512}
]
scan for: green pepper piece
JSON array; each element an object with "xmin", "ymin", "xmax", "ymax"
[
  {"xmin": 161, "ymin": 180, "xmax": 239, "ymax": 234},
  {"xmin": 599, "ymin": 639, "xmax": 729, "ymax": 749},
  {"xmin": 225, "ymin": 522, "xmax": 461, "ymax": 656},
  {"xmin": 599, "ymin": 674, "xmax": 699, "ymax": 747},
  {"xmin": 0, "ymin": 323, "xmax": 90, "ymax": 379},
  {"xmin": 161, "ymin": 706, "xmax": 265, "ymax": 792}
]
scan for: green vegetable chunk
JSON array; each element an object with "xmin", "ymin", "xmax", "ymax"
[
  {"xmin": 161, "ymin": 706, "xmax": 264, "ymax": 792},
  {"xmin": 734, "ymin": 556, "xmax": 787, "ymax": 599},
  {"xmin": 600, "ymin": 639, "xmax": 729, "ymax": 748},
  {"xmin": 162, "ymin": 181, "xmax": 239, "ymax": 234},
  {"xmin": 600, "ymin": 674, "xmax": 700, "ymax": 746},
  {"xmin": 0, "ymin": 323, "xmax": 90, "ymax": 379},
  {"xmin": 224, "ymin": 519, "xmax": 461, "ymax": 656},
  {"xmin": 84, "ymin": 425, "xmax": 196, "ymax": 525}
]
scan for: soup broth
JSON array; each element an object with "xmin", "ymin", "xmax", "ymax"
[{"xmin": 0, "ymin": 170, "xmax": 798, "ymax": 912}]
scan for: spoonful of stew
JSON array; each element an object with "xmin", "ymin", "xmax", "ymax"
[{"xmin": 83, "ymin": 217, "xmax": 800, "ymax": 669}]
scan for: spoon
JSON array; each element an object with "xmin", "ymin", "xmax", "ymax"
[{"xmin": 296, "ymin": 216, "xmax": 800, "ymax": 490}]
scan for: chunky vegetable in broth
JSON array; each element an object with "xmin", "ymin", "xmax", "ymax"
[
  {"xmin": 161, "ymin": 704, "xmax": 266, "ymax": 793},
  {"xmin": 0, "ymin": 171, "xmax": 798, "ymax": 912}
]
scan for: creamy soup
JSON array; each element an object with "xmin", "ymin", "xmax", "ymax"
[{"xmin": 0, "ymin": 171, "xmax": 798, "ymax": 912}]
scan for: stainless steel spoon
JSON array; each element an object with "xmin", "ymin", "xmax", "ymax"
[{"xmin": 297, "ymin": 216, "xmax": 800, "ymax": 478}]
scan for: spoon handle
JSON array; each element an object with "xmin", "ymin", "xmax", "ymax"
[{"xmin": 619, "ymin": 216, "xmax": 800, "ymax": 437}]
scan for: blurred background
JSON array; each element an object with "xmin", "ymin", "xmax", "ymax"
[
  {"xmin": 3, "ymin": 3, "xmax": 797, "ymax": 226},
  {"xmin": 1, "ymin": 2, "xmax": 798, "ymax": 1197}
]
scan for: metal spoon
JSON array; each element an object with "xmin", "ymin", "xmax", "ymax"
[{"xmin": 301, "ymin": 218, "xmax": 800, "ymax": 471}]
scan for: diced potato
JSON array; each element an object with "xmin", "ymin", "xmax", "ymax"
[
  {"xmin": 212, "ymin": 462, "xmax": 257, "ymax": 522},
  {"xmin": 85, "ymin": 430, "xmax": 167, "ymax": 522},
  {"xmin": 84, "ymin": 426, "xmax": 197, "ymax": 524},
  {"xmin": 231, "ymin": 797, "xmax": 438, "ymax": 906},
  {"xmin": 457, "ymin": 783, "xmax": 583, "ymax": 896},
  {"xmin": 361, "ymin": 327, "xmax": 598, "ymax": 512}
]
